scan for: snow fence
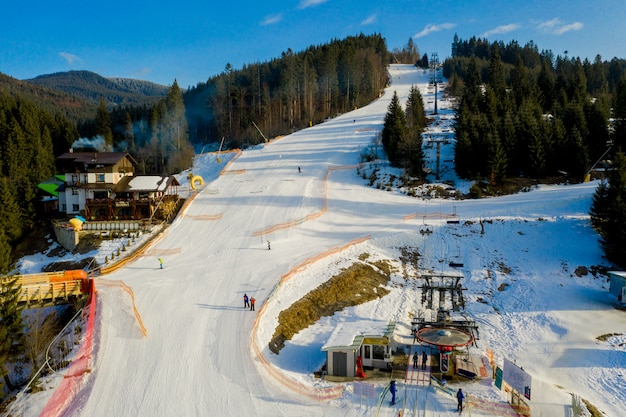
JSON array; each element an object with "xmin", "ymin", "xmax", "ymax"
[
  {"xmin": 251, "ymin": 235, "xmax": 371, "ymax": 402},
  {"xmin": 253, "ymin": 165, "xmax": 359, "ymax": 237},
  {"xmin": 38, "ymin": 280, "xmax": 96, "ymax": 417}
]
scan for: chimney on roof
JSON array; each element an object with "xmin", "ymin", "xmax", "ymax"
[
  {"xmin": 69, "ymin": 148, "xmax": 73, "ymax": 153},
  {"xmin": 93, "ymin": 152, "xmax": 98, "ymax": 161}
]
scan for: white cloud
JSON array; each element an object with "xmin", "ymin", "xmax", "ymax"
[
  {"xmin": 59, "ymin": 52, "xmax": 81, "ymax": 65},
  {"xmin": 361, "ymin": 14, "xmax": 376, "ymax": 26},
  {"xmin": 414, "ymin": 23, "xmax": 456, "ymax": 38},
  {"xmin": 554, "ymin": 22, "xmax": 583, "ymax": 34},
  {"xmin": 298, "ymin": 0, "xmax": 328, "ymax": 9},
  {"xmin": 261, "ymin": 14, "xmax": 282, "ymax": 26},
  {"xmin": 537, "ymin": 17, "xmax": 583, "ymax": 35},
  {"xmin": 480, "ymin": 23, "xmax": 520, "ymax": 38}
]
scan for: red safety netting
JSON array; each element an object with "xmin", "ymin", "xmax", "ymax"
[{"xmin": 39, "ymin": 280, "xmax": 96, "ymax": 417}]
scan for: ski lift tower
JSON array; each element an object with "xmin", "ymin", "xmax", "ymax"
[
  {"xmin": 429, "ymin": 53, "xmax": 443, "ymax": 115},
  {"xmin": 412, "ymin": 271, "xmax": 480, "ymax": 346}
]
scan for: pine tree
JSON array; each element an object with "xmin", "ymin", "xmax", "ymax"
[
  {"xmin": 590, "ymin": 151, "xmax": 626, "ymax": 267},
  {"xmin": 163, "ymin": 80, "xmax": 192, "ymax": 173},
  {"xmin": 500, "ymin": 110, "xmax": 517, "ymax": 175},
  {"xmin": 527, "ymin": 131, "xmax": 546, "ymax": 178},
  {"xmin": 405, "ymin": 86, "xmax": 426, "ymax": 132},
  {"xmin": 0, "ymin": 273, "xmax": 24, "ymax": 391},
  {"xmin": 0, "ymin": 229, "xmax": 11, "ymax": 274},
  {"xmin": 537, "ymin": 59, "xmax": 555, "ymax": 112},
  {"xmin": 584, "ymin": 99, "xmax": 610, "ymax": 161},
  {"xmin": 563, "ymin": 127, "xmax": 589, "ymax": 180},
  {"xmin": 487, "ymin": 132, "xmax": 507, "ymax": 185},
  {"xmin": 510, "ymin": 55, "xmax": 531, "ymax": 106},
  {"xmin": 0, "ymin": 177, "xmax": 22, "ymax": 242},
  {"xmin": 454, "ymin": 130, "xmax": 473, "ymax": 179},
  {"xmin": 613, "ymin": 77, "xmax": 626, "ymax": 152},
  {"xmin": 403, "ymin": 86, "xmax": 425, "ymax": 176},
  {"xmin": 487, "ymin": 44, "xmax": 506, "ymax": 98},
  {"xmin": 95, "ymin": 98, "xmax": 114, "ymax": 149},
  {"xmin": 381, "ymin": 91, "xmax": 407, "ymax": 166}
]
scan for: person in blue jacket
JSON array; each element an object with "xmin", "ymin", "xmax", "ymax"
[
  {"xmin": 389, "ymin": 380, "xmax": 397, "ymax": 405},
  {"xmin": 456, "ymin": 388, "xmax": 465, "ymax": 411}
]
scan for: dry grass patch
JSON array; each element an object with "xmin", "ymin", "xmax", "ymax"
[
  {"xmin": 581, "ymin": 398, "xmax": 603, "ymax": 417},
  {"xmin": 269, "ymin": 261, "xmax": 391, "ymax": 354},
  {"xmin": 596, "ymin": 333, "xmax": 622, "ymax": 342}
]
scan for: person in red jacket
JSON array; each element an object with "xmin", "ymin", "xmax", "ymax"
[{"xmin": 250, "ymin": 297, "xmax": 256, "ymax": 311}]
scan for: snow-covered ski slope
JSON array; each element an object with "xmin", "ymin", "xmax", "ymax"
[{"xmin": 62, "ymin": 65, "xmax": 624, "ymax": 417}]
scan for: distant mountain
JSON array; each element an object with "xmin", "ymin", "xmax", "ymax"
[
  {"xmin": 24, "ymin": 70, "xmax": 168, "ymax": 107},
  {"xmin": 0, "ymin": 71, "xmax": 95, "ymax": 122}
]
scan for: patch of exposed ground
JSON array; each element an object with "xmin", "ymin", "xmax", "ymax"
[{"xmin": 269, "ymin": 259, "xmax": 391, "ymax": 354}]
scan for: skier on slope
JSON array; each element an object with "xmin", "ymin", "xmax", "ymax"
[
  {"xmin": 389, "ymin": 380, "xmax": 397, "ymax": 405},
  {"xmin": 243, "ymin": 293, "xmax": 249, "ymax": 308}
]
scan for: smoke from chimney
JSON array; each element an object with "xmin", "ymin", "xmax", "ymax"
[{"xmin": 71, "ymin": 135, "xmax": 113, "ymax": 152}]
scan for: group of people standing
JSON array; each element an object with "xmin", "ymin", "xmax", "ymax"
[
  {"xmin": 412, "ymin": 350, "xmax": 428, "ymax": 370},
  {"xmin": 243, "ymin": 293, "xmax": 256, "ymax": 311}
]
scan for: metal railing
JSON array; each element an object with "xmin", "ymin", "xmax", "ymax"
[{"xmin": 3, "ymin": 307, "xmax": 85, "ymax": 417}]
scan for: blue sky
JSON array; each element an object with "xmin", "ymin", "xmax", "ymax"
[{"xmin": 2, "ymin": 0, "xmax": 625, "ymax": 87}]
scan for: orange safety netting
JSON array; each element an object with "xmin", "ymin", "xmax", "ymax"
[
  {"xmin": 39, "ymin": 280, "xmax": 96, "ymax": 417},
  {"xmin": 96, "ymin": 279, "xmax": 148, "ymax": 338},
  {"xmin": 253, "ymin": 165, "xmax": 359, "ymax": 237},
  {"xmin": 250, "ymin": 235, "xmax": 370, "ymax": 401}
]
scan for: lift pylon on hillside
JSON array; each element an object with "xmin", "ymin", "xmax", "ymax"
[
  {"xmin": 412, "ymin": 271, "xmax": 480, "ymax": 346},
  {"xmin": 216, "ymin": 137, "xmax": 225, "ymax": 163}
]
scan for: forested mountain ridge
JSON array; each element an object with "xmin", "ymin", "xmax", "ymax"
[
  {"xmin": 183, "ymin": 33, "xmax": 390, "ymax": 149},
  {"xmin": 25, "ymin": 70, "xmax": 168, "ymax": 108},
  {"xmin": 0, "ymin": 72, "xmax": 95, "ymax": 123}
]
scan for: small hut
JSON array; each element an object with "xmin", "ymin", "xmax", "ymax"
[{"xmin": 321, "ymin": 321, "xmax": 395, "ymax": 379}]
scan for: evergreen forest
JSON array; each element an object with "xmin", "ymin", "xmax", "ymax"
[
  {"xmin": 443, "ymin": 35, "xmax": 626, "ymax": 267},
  {"xmin": 444, "ymin": 35, "xmax": 626, "ymax": 184}
]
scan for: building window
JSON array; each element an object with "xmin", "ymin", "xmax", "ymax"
[
  {"xmin": 372, "ymin": 345, "xmax": 386, "ymax": 360},
  {"xmin": 72, "ymin": 188, "xmax": 79, "ymax": 195},
  {"xmin": 72, "ymin": 204, "xmax": 79, "ymax": 212},
  {"xmin": 61, "ymin": 204, "xmax": 66, "ymax": 212},
  {"xmin": 97, "ymin": 174, "xmax": 105, "ymax": 183}
]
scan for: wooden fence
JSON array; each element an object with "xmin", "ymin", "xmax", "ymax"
[{"xmin": 3, "ymin": 270, "xmax": 90, "ymax": 306}]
